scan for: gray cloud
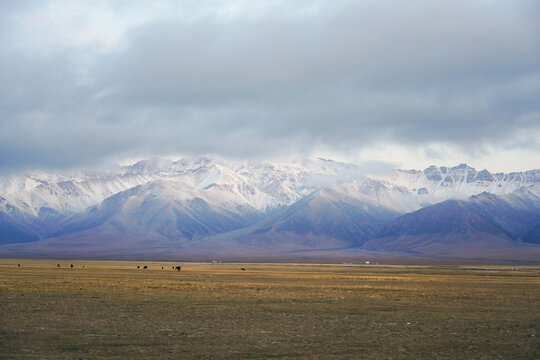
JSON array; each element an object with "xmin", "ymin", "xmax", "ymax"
[{"xmin": 0, "ymin": 0, "xmax": 539, "ymax": 172}]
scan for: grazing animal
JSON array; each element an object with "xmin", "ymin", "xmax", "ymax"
[
  {"xmin": 57, "ymin": 264, "xmax": 60, "ymax": 268},
  {"xmin": 18, "ymin": 264, "xmax": 20, "ymax": 268},
  {"xmin": 161, "ymin": 266, "xmax": 164, "ymax": 270},
  {"xmin": 70, "ymin": 264, "xmax": 73, "ymax": 268},
  {"xmin": 241, "ymin": 268, "xmax": 246, "ymax": 271},
  {"xmin": 137, "ymin": 265, "xmax": 140, "ymax": 269},
  {"xmin": 82, "ymin": 265, "xmax": 86, "ymax": 269},
  {"xmin": 143, "ymin": 265, "xmax": 148, "ymax": 269},
  {"xmin": 175, "ymin": 266, "xmax": 181, "ymax": 271},
  {"xmin": 172, "ymin": 266, "xmax": 175, "ymax": 270}
]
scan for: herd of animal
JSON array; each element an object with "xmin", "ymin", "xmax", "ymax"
[
  {"xmin": 135, "ymin": 265, "xmax": 182, "ymax": 271},
  {"xmin": 15, "ymin": 263, "xmax": 182, "ymax": 270},
  {"xmin": 15, "ymin": 263, "xmax": 248, "ymax": 271}
]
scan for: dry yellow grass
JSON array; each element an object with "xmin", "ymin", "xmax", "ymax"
[{"xmin": 1, "ymin": 259, "xmax": 539, "ymax": 359}]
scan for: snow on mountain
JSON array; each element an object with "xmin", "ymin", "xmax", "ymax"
[
  {"xmin": 1, "ymin": 157, "xmax": 539, "ymax": 259},
  {"xmin": 53, "ymin": 178, "xmax": 267, "ymax": 243},
  {"xmin": 1, "ymin": 158, "xmax": 538, "ymax": 220},
  {"xmin": 362, "ymin": 187, "xmax": 540, "ymax": 259},
  {"xmin": 0, "ymin": 172, "xmax": 157, "ymax": 217},
  {"xmin": 209, "ymin": 187, "xmax": 400, "ymax": 253},
  {"xmin": 0, "ymin": 193, "xmax": 53, "ymax": 244},
  {"xmin": 383, "ymin": 164, "xmax": 540, "ymax": 201}
]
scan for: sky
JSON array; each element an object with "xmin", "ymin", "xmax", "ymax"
[{"xmin": 0, "ymin": 0, "xmax": 539, "ymax": 174}]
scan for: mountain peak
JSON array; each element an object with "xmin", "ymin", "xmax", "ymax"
[
  {"xmin": 450, "ymin": 163, "xmax": 475, "ymax": 171},
  {"xmin": 124, "ymin": 158, "xmax": 174, "ymax": 175}
]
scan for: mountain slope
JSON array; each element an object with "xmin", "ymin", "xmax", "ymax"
[
  {"xmin": 193, "ymin": 188, "xmax": 401, "ymax": 254},
  {"xmin": 467, "ymin": 189, "xmax": 540, "ymax": 242},
  {"xmin": 0, "ymin": 196, "xmax": 42, "ymax": 244},
  {"xmin": 53, "ymin": 178, "xmax": 267, "ymax": 242},
  {"xmin": 0, "ymin": 158, "xmax": 539, "ymax": 260},
  {"xmin": 363, "ymin": 189, "xmax": 540, "ymax": 258}
]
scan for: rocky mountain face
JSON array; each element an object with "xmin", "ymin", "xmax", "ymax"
[{"xmin": 0, "ymin": 158, "xmax": 539, "ymax": 260}]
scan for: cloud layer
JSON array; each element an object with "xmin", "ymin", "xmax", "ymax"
[{"xmin": 1, "ymin": 0, "xmax": 539, "ymax": 172}]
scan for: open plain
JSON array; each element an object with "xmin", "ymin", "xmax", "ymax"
[{"xmin": 1, "ymin": 259, "xmax": 539, "ymax": 359}]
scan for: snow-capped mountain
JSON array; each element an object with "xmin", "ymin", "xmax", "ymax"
[
  {"xmin": 0, "ymin": 171, "xmax": 156, "ymax": 216},
  {"xmin": 378, "ymin": 164, "xmax": 540, "ymax": 210},
  {"xmin": 2, "ymin": 158, "xmax": 538, "ymax": 218},
  {"xmin": 0, "ymin": 157, "xmax": 539, "ymax": 260}
]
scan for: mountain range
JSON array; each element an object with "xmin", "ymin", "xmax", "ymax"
[{"xmin": 1, "ymin": 157, "xmax": 539, "ymax": 261}]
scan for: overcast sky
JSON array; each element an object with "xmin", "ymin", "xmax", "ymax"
[{"xmin": 1, "ymin": 0, "xmax": 539, "ymax": 174}]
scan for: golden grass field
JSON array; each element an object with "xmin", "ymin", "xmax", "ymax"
[{"xmin": 1, "ymin": 259, "xmax": 539, "ymax": 359}]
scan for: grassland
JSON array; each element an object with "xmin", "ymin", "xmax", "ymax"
[{"xmin": 1, "ymin": 259, "xmax": 539, "ymax": 359}]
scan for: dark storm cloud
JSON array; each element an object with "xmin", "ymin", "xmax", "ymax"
[{"xmin": 0, "ymin": 1, "xmax": 539, "ymax": 172}]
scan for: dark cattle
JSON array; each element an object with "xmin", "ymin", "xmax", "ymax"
[
  {"xmin": 175, "ymin": 266, "xmax": 181, "ymax": 271},
  {"xmin": 161, "ymin": 266, "xmax": 164, "ymax": 270},
  {"xmin": 241, "ymin": 268, "xmax": 246, "ymax": 271},
  {"xmin": 18, "ymin": 264, "xmax": 20, "ymax": 268},
  {"xmin": 57, "ymin": 264, "xmax": 60, "ymax": 268},
  {"xmin": 137, "ymin": 266, "xmax": 140, "ymax": 269},
  {"xmin": 70, "ymin": 264, "xmax": 73, "ymax": 268},
  {"xmin": 172, "ymin": 266, "xmax": 175, "ymax": 270},
  {"xmin": 143, "ymin": 265, "xmax": 148, "ymax": 269}
]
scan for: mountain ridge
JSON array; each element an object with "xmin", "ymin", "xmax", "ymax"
[{"xmin": 1, "ymin": 158, "xmax": 539, "ymax": 260}]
